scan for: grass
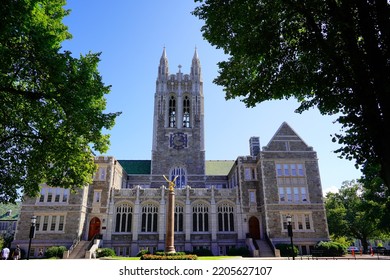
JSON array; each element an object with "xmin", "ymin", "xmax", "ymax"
[{"xmin": 100, "ymin": 256, "xmax": 241, "ymax": 260}]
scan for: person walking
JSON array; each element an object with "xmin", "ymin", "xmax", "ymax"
[
  {"xmin": 12, "ymin": 245, "xmax": 21, "ymax": 260},
  {"xmin": 1, "ymin": 247, "xmax": 10, "ymax": 260}
]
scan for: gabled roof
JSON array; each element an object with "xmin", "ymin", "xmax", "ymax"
[{"xmin": 263, "ymin": 122, "xmax": 313, "ymax": 151}]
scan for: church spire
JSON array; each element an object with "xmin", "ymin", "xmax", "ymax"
[
  {"xmin": 158, "ymin": 47, "xmax": 169, "ymax": 80},
  {"xmin": 191, "ymin": 47, "xmax": 202, "ymax": 82}
]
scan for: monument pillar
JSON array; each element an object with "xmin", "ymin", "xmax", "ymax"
[
  {"xmin": 165, "ymin": 188, "xmax": 176, "ymax": 253},
  {"xmin": 164, "ymin": 175, "xmax": 178, "ymax": 254}
]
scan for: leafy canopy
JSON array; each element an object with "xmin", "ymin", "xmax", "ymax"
[
  {"xmin": 0, "ymin": 0, "xmax": 120, "ymax": 203},
  {"xmin": 193, "ymin": 1, "xmax": 390, "ymax": 193},
  {"xmin": 325, "ymin": 180, "xmax": 386, "ymax": 251}
]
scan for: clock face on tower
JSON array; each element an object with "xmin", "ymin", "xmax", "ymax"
[{"xmin": 170, "ymin": 132, "xmax": 187, "ymax": 149}]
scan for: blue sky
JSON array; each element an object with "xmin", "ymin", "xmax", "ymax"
[{"xmin": 62, "ymin": 0, "xmax": 361, "ymax": 194}]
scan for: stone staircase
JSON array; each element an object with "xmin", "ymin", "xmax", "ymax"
[
  {"xmin": 68, "ymin": 240, "xmax": 90, "ymax": 259},
  {"xmin": 255, "ymin": 239, "xmax": 275, "ymax": 257}
]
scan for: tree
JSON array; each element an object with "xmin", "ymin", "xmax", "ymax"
[
  {"xmin": 325, "ymin": 180, "xmax": 385, "ymax": 252},
  {"xmin": 0, "ymin": 0, "xmax": 120, "ymax": 203},
  {"xmin": 193, "ymin": 1, "xmax": 390, "ymax": 192}
]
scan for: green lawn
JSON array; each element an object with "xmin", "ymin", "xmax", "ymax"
[{"xmin": 101, "ymin": 256, "xmax": 240, "ymax": 260}]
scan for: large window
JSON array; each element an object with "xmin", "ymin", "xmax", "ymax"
[
  {"xmin": 170, "ymin": 167, "xmax": 186, "ymax": 188},
  {"xmin": 281, "ymin": 213, "xmax": 313, "ymax": 231},
  {"xmin": 183, "ymin": 95, "xmax": 190, "ymax": 127},
  {"xmin": 93, "ymin": 166, "xmax": 107, "ymax": 181},
  {"xmin": 276, "ymin": 163, "xmax": 304, "ymax": 177},
  {"xmin": 244, "ymin": 167, "xmax": 257, "ymax": 180},
  {"xmin": 141, "ymin": 204, "xmax": 158, "ymax": 232},
  {"xmin": 278, "ymin": 187, "xmax": 308, "ymax": 203},
  {"xmin": 218, "ymin": 204, "xmax": 235, "ymax": 232},
  {"xmin": 276, "ymin": 163, "xmax": 308, "ymax": 203},
  {"xmin": 115, "ymin": 203, "xmax": 132, "ymax": 233},
  {"xmin": 38, "ymin": 187, "xmax": 69, "ymax": 204},
  {"xmin": 174, "ymin": 204, "xmax": 184, "ymax": 232},
  {"xmin": 192, "ymin": 203, "xmax": 209, "ymax": 232},
  {"xmin": 35, "ymin": 215, "xmax": 65, "ymax": 232},
  {"xmin": 169, "ymin": 95, "xmax": 176, "ymax": 128}
]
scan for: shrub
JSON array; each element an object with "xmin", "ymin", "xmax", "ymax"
[
  {"xmin": 136, "ymin": 249, "xmax": 150, "ymax": 257},
  {"xmin": 192, "ymin": 248, "xmax": 213, "ymax": 256},
  {"xmin": 140, "ymin": 253, "xmax": 198, "ymax": 260},
  {"xmin": 314, "ymin": 241, "xmax": 346, "ymax": 257},
  {"xmin": 227, "ymin": 246, "xmax": 251, "ymax": 257},
  {"xmin": 154, "ymin": 251, "xmax": 186, "ymax": 256},
  {"xmin": 275, "ymin": 244, "xmax": 299, "ymax": 257},
  {"xmin": 96, "ymin": 248, "xmax": 116, "ymax": 258},
  {"xmin": 44, "ymin": 246, "xmax": 67, "ymax": 259}
]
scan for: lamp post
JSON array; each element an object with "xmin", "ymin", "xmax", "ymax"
[
  {"xmin": 27, "ymin": 215, "xmax": 36, "ymax": 260},
  {"xmin": 286, "ymin": 215, "xmax": 295, "ymax": 260}
]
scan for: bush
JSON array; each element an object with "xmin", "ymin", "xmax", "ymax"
[
  {"xmin": 44, "ymin": 246, "xmax": 67, "ymax": 259},
  {"xmin": 227, "ymin": 246, "xmax": 251, "ymax": 257},
  {"xmin": 96, "ymin": 248, "xmax": 116, "ymax": 258},
  {"xmin": 275, "ymin": 244, "xmax": 299, "ymax": 257},
  {"xmin": 136, "ymin": 249, "xmax": 150, "ymax": 257},
  {"xmin": 140, "ymin": 253, "xmax": 198, "ymax": 260},
  {"xmin": 154, "ymin": 251, "xmax": 186, "ymax": 256},
  {"xmin": 192, "ymin": 248, "xmax": 213, "ymax": 256},
  {"xmin": 314, "ymin": 241, "xmax": 346, "ymax": 257}
]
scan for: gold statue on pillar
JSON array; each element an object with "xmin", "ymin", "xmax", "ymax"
[{"xmin": 163, "ymin": 175, "xmax": 178, "ymax": 191}]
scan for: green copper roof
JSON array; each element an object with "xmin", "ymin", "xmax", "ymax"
[
  {"xmin": 118, "ymin": 160, "xmax": 151, "ymax": 174},
  {"xmin": 118, "ymin": 160, "xmax": 234, "ymax": 176},
  {"xmin": 205, "ymin": 160, "xmax": 235, "ymax": 176}
]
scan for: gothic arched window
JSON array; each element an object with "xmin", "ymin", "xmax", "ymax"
[
  {"xmin": 141, "ymin": 204, "xmax": 158, "ymax": 232},
  {"xmin": 115, "ymin": 203, "xmax": 132, "ymax": 233},
  {"xmin": 183, "ymin": 95, "xmax": 190, "ymax": 127},
  {"xmin": 192, "ymin": 203, "xmax": 209, "ymax": 232},
  {"xmin": 169, "ymin": 95, "xmax": 176, "ymax": 128},
  {"xmin": 174, "ymin": 204, "xmax": 184, "ymax": 232},
  {"xmin": 170, "ymin": 167, "xmax": 186, "ymax": 188},
  {"xmin": 217, "ymin": 203, "xmax": 235, "ymax": 232}
]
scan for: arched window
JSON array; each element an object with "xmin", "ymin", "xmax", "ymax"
[
  {"xmin": 170, "ymin": 167, "xmax": 186, "ymax": 188},
  {"xmin": 174, "ymin": 204, "xmax": 184, "ymax": 232},
  {"xmin": 115, "ymin": 203, "xmax": 132, "ymax": 232},
  {"xmin": 183, "ymin": 95, "xmax": 190, "ymax": 127},
  {"xmin": 169, "ymin": 95, "xmax": 176, "ymax": 128},
  {"xmin": 192, "ymin": 203, "xmax": 209, "ymax": 232},
  {"xmin": 141, "ymin": 204, "xmax": 158, "ymax": 232},
  {"xmin": 217, "ymin": 204, "xmax": 235, "ymax": 232}
]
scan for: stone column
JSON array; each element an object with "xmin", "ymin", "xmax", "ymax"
[{"xmin": 165, "ymin": 188, "xmax": 176, "ymax": 253}]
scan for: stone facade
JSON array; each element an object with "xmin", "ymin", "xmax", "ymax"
[{"xmin": 13, "ymin": 49, "xmax": 329, "ymax": 258}]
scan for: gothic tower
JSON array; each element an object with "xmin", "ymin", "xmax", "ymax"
[{"xmin": 150, "ymin": 48, "xmax": 205, "ymax": 188}]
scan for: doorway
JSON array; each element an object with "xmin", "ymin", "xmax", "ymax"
[
  {"xmin": 88, "ymin": 217, "xmax": 101, "ymax": 240},
  {"xmin": 248, "ymin": 216, "xmax": 260, "ymax": 239}
]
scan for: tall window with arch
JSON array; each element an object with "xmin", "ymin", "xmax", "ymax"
[
  {"xmin": 218, "ymin": 203, "xmax": 235, "ymax": 232},
  {"xmin": 183, "ymin": 95, "xmax": 190, "ymax": 127},
  {"xmin": 174, "ymin": 204, "xmax": 184, "ymax": 232},
  {"xmin": 115, "ymin": 203, "xmax": 132, "ymax": 233},
  {"xmin": 141, "ymin": 204, "xmax": 158, "ymax": 232},
  {"xmin": 192, "ymin": 203, "xmax": 209, "ymax": 232},
  {"xmin": 168, "ymin": 95, "xmax": 176, "ymax": 128},
  {"xmin": 170, "ymin": 167, "xmax": 186, "ymax": 188}
]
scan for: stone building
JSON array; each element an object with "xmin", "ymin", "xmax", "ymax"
[{"xmin": 13, "ymin": 49, "xmax": 329, "ymax": 258}]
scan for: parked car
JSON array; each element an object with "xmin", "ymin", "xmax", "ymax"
[
  {"xmin": 347, "ymin": 246, "xmax": 359, "ymax": 253},
  {"xmin": 372, "ymin": 246, "xmax": 386, "ymax": 254}
]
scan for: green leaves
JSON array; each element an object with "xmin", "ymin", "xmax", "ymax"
[
  {"xmin": 0, "ymin": 0, "xmax": 120, "ymax": 203},
  {"xmin": 193, "ymin": 0, "xmax": 390, "ymax": 198},
  {"xmin": 325, "ymin": 180, "xmax": 386, "ymax": 249}
]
